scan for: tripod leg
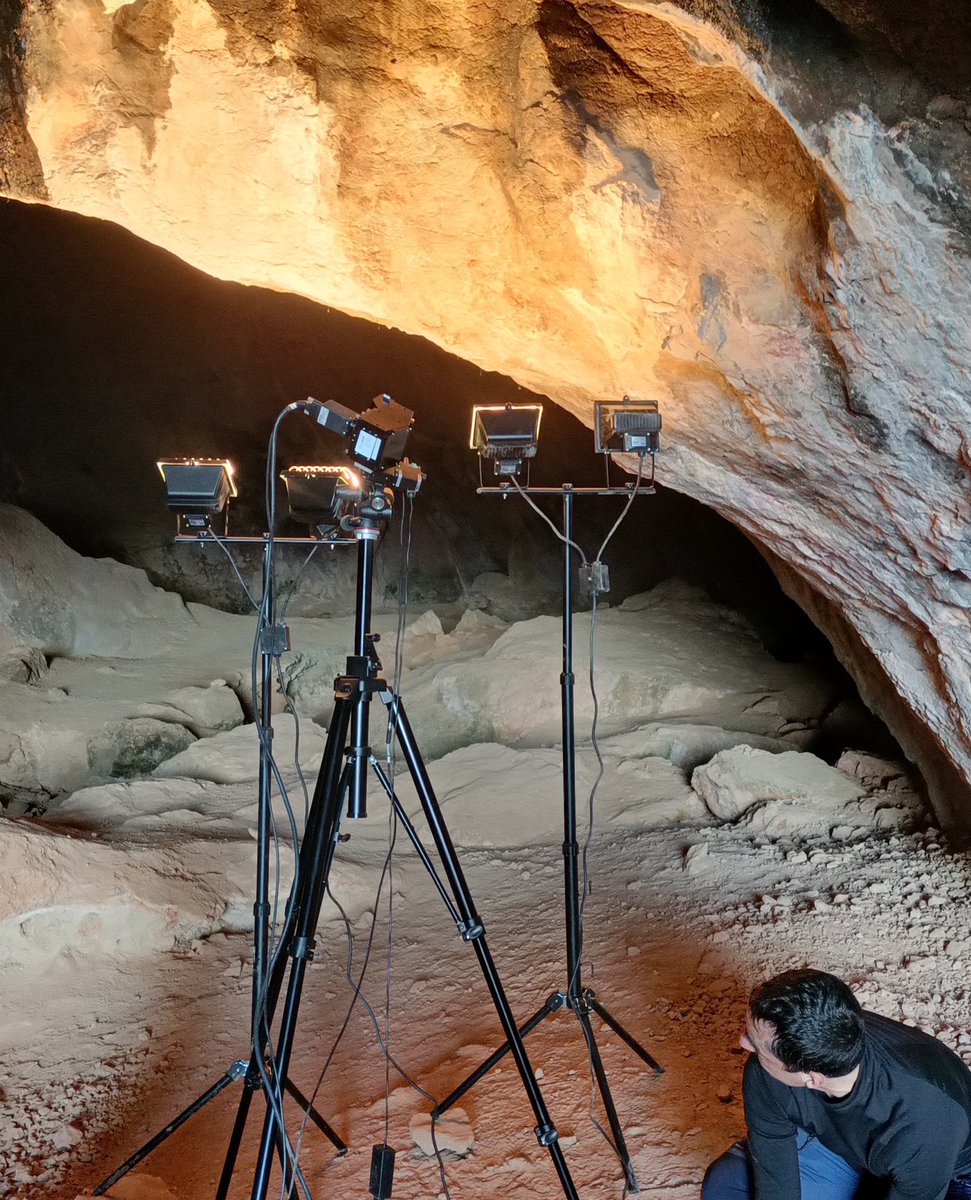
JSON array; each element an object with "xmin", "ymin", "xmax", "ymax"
[
  {"xmin": 250, "ymin": 693, "xmax": 355, "ymax": 1200},
  {"xmin": 216, "ymin": 1072, "xmax": 256, "ymax": 1200},
  {"xmin": 283, "ymin": 1078, "xmax": 348, "ymax": 1153},
  {"xmin": 432, "ymin": 993, "xmax": 565, "ymax": 1119},
  {"xmin": 587, "ymin": 994, "xmax": 664, "ymax": 1074},
  {"xmin": 386, "ymin": 693, "xmax": 580, "ymax": 1200},
  {"xmin": 94, "ymin": 1063, "xmax": 246, "ymax": 1195},
  {"xmin": 576, "ymin": 1009, "xmax": 639, "ymax": 1192}
]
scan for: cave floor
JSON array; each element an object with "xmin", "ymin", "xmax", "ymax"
[{"xmin": 11, "ymin": 810, "xmax": 969, "ymax": 1200}]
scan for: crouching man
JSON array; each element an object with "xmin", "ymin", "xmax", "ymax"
[{"xmin": 703, "ymin": 969, "xmax": 971, "ymax": 1200}]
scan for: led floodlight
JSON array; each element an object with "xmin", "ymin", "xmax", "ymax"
[
  {"xmin": 469, "ymin": 403, "xmax": 543, "ymax": 477},
  {"xmin": 306, "ymin": 393, "xmax": 415, "ymax": 473},
  {"xmin": 595, "ymin": 396, "xmax": 661, "ymax": 456},
  {"xmin": 157, "ymin": 457, "xmax": 237, "ymax": 535},
  {"xmin": 281, "ymin": 465, "xmax": 363, "ymax": 534}
]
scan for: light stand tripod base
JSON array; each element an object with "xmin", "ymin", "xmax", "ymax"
[
  {"xmin": 586, "ymin": 992, "xmax": 664, "ymax": 1075},
  {"xmin": 93, "ymin": 1063, "xmax": 247, "ymax": 1196},
  {"xmin": 93, "ymin": 1060, "xmax": 347, "ymax": 1198},
  {"xmin": 431, "ymin": 993, "xmax": 566, "ymax": 1120},
  {"xmin": 446, "ymin": 482, "xmax": 665, "ymax": 1195}
]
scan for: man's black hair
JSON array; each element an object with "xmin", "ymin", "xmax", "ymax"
[{"xmin": 750, "ymin": 969, "xmax": 866, "ymax": 1076}]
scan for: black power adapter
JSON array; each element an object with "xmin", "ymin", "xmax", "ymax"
[{"xmin": 369, "ymin": 1143, "xmax": 396, "ymax": 1199}]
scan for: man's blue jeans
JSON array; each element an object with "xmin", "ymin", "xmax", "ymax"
[{"xmin": 702, "ymin": 1133, "xmax": 971, "ymax": 1199}]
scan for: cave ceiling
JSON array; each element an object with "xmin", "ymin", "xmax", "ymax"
[{"xmin": 2, "ymin": 0, "xmax": 971, "ymax": 828}]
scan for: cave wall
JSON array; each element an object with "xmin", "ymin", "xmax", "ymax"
[{"xmin": 2, "ymin": 1, "xmax": 971, "ymax": 827}]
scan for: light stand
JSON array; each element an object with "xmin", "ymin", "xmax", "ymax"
[
  {"xmin": 93, "ymin": 531, "xmax": 352, "ymax": 1198},
  {"xmin": 432, "ymin": 481, "xmax": 664, "ymax": 1194}
]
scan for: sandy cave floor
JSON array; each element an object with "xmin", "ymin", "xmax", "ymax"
[{"xmin": 11, "ymin": 805, "xmax": 971, "ymax": 1200}]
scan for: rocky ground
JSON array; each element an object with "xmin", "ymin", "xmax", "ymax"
[{"xmin": 1, "ymin": 505, "xmax": 965, "ymax": 1200}]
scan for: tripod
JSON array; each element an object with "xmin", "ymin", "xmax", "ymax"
[
  {"xmin": 432, "ymin": 484, "xmax": 664, "ymax": 1193},
  {"xmin": 94, "ymin": 533, "xmax": 348, "ymax": 1198},
  {"xmin": 236, "ymin": 508, "xmax": 581, "ymax": 1200}
]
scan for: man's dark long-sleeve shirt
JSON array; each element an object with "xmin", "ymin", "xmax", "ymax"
[{"xmin": 743, "ymin": 1012, "xmax": 971, "ymax": 1200}]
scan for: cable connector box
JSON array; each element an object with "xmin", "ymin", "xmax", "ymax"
[
  {"xmin": 580, "ymin": 561, "xmax": 610, "ymax": 594},
  {"xmin": 260, "ymin": 623, "xmax": 291, "ymax": 655}
]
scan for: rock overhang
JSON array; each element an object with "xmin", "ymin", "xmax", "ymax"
[{"xmin": 3, "ymin": 0, "xmax": 971, "ymax": 828}]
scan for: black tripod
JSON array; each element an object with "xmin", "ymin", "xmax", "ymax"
[
  {"xmin": 432, "ymin": 484, "xmax": 664, "ymax": 1193},
  {"xmin": 94, "ymin": 533, "xmax": 348, "ymax": 1198},
  {"xmin": 236, "ymin": 507, "xmax": 581, "ymax": 1200}
]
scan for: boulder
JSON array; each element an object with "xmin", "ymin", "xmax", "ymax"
[
  {"xmin": 132, "ymin": 680, "xmax": 244, "ymax": 739},
  {"xmin": 153, "ymin": 715, "xmax": 327, "ymax": 784},
  {"xmin": 403, "ymin": 582, "xmax": 835, "ymax": 760},
  {"xmin": 397, "ymin": 741, "xmax": 707, "ymax": 849},
  {"xmin": 691, "ymin": 745, "xmax": 867, "ymax": 835},
  {"xmin": 599, "ymin": 722, "xmax": 794, "ymax": 774}
]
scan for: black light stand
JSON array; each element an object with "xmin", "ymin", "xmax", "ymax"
[
  {"xmin": 241, "ymin": 498, "xmax": 582, "ymax": 1200},
  {"xmin": 93, "ymin": 533, "xmax": 350, "ymax": 1198},
  {"xmin": 432, "ymin": 483, "xmax": 664, "ymax": 1193}
]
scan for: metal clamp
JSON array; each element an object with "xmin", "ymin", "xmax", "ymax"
[
  {"xmin": 291, "ymin": 936, "xmax": 315, "ymax": 962},
  {"xmin": 534, "ymin": 1123, "xmax": 560, "ymax": 1147},
  {"xmin": 457, "ymin": 918, "xmax": 484, "ymax": 941}
]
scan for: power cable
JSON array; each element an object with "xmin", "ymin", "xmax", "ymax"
[
  {"xmin": 207, "ymin": 529, "xmax": 261, "ymax": 612},
  {"xmin": 511, "ymin": 475, "xmax": 589, "ymax": 567}
]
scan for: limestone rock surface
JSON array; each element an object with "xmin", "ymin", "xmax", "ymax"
[
  {"xmin": 152, "ymin": 714, "xmax": 327, "ymax": 784},
  {"xmin": 132, "ymin": 681, "xmax": 244, "ymax": 739},
  {"xmin": 402, "ymin": 581, "xmax": 835, "ymax": 761},
  {"xmin": 0, "ymin": 505, "xmax": 195, "ymax": 658}
]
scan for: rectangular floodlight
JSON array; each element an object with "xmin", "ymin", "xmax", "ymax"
[
  {"xmin": 469, "ymin": 403, "xmax": 543, "ymax": 477},
  {"xmin": 157, "ymin": 458, "xmax": 237, "ymax": 534},
  {"xmin": 281, "ymin": 464, "xmax": 363, "ymax": 533},
  {"xmin": 595, "ymin": 397, "xmax": 661, "ymax": 456}
]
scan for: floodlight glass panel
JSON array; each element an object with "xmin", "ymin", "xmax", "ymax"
[
  {"xmin": 157, "ymin": 458, "xmax": 237, "ymax": 513},
  {"xmin": 469, "ymin": 404, "xmax": 543, "ymax": 456},
  {"xmin": 281, "ymin": 465, "xmax": 362, "ymax": 527},
  {"xmin": 594, "ymin": 399, "xmax": 661, "ymax": 455}
]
